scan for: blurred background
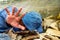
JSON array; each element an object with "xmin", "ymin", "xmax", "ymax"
[{"xmin": 0, "ymin": 0, "xmax": 60, "ymax": 18}]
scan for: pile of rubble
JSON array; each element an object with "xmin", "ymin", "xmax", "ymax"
[
  {"xmin": 8, "ymin": 30, "xmax": 40, "ymax": 40},
  {"xmin": 7, "ymin": 15, "xmax": 60, "ymax": 40},
  {"xmin": 41, "ymin": 16, "xmax": 60, "ymax": 40}
]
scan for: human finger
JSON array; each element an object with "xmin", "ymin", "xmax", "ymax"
[
  {"xmin": 15, "ymin": 8, "xmax": 22, "ymax": 16},
  {"xmin": 12, "ymin": 7, "xmax": 16, "ymax": 15},
  {"xmin": 5, "ymin": 8, "xmax": 10, "ymax": 15}
]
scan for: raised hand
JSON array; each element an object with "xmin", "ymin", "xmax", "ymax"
[{"xmin": 5, "ymin": 7, "xmax": 25, "ymax": 30}]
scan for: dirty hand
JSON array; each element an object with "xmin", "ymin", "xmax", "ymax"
[{"xmin": 5, "ymin": 7, "xmax": 25, "ymax": 30}]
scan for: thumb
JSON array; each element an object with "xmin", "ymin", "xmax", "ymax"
[{"xmin": 11, "ymin": 22, "xmax": 25, "ymax": 30}]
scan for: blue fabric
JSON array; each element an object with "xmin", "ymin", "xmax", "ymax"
[
  {"xmin": 0, "ymin": 33, "xmax": 11, "ymax": 40},
  {"xmin": 13, "ymin": 28, "xmax": 21, "ymax": 33},
  {"xmin": 22, "ymin": 11, "xmax": 43, "ymax": 33}
]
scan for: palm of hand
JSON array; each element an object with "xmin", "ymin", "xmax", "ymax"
[{"xmin": 5, "ymin": 7, "xmax": 25, "ymax": 30}]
